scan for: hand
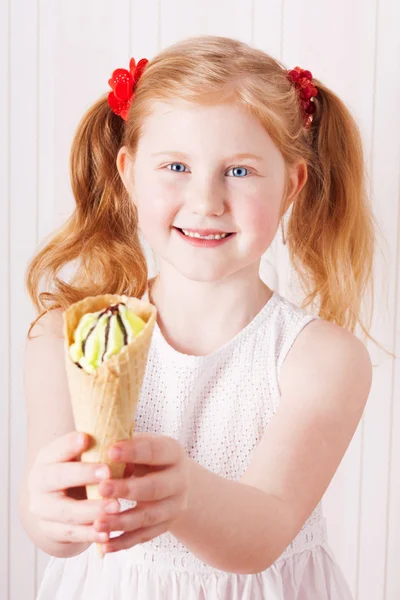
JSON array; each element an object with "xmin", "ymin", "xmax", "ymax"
[
  {"xmin": 93, "ymin": 433, "xmax": 190, "ymax": 554},
  {"xmin": 27, "ymin": 432, "xmax": 121, "ymax": 546}
]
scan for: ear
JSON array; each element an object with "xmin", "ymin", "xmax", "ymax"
[
  {"xmin": 283, "ymin": 160, "xmax": 308, "ymax": 213},
  {"xmin": 116, "ymin": 146, "xmax": 137, "ymax": 205}
]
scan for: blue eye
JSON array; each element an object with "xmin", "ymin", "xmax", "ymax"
[
  {"xmin": 166, "ymin": 163, "xmax": 251, "ymax": 177},
  {"xmin": 167, "ymin": 163, "xmax": 188, "ymax": 173},
  {"xmin": 227, "ymin": 166, "xmax": 250, "ymax": 177}
]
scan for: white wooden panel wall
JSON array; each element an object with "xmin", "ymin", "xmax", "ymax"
[{"xmin": 1, "ymin": 1, "xmax": 399, "ymax": 598}]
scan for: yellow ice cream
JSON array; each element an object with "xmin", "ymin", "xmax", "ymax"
[{"xmin": 69, "ymin": 302, "xmax": 146, "ymax": 374}]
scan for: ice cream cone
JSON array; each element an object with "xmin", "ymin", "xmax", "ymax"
[{"xmin": 63, "ymin": 294, "xmax": 157, "ymax": 556}]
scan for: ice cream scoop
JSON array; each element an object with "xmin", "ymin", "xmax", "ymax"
[{"xmin": 69, "ymin": 302, "xmax": 146, "ymax": 375}]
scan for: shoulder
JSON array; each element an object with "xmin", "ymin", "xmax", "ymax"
[
  {"xmin": 282, "ymin": 316, "xmax": 371, "ymax": 365},
  {"xmin": 24, "ymin": 307, "xmax": 66, "ymax": 375},
  {"xmin": 280, "ymin": 317, "xmax": 373, "ymax": 412},
  {"xmin": 27, "ymin": 307, "xmax": 65, "ymax": 340}
]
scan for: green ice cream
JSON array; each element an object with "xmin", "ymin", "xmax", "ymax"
[{"xmin": 69, "ymin": 302, "xmax": 146, "ymax": 375}]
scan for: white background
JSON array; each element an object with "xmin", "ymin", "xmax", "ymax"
[{"xmin": 1, "ymin": 0, "xmax": 399, "ymax": 598}]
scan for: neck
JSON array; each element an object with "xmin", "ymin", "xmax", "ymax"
[{"xmin": 147, "ymin": 267, "xmax": 273, "ymax": 356}]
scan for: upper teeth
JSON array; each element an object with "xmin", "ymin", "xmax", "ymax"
[{"xmin": 181, "ymin": 229, "xmax": 229, "ymax": 240}]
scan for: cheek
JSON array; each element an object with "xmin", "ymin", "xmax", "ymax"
[
  {"xmin": 238, "ymin": 200, "xmax": 279, "ymax": 241},
  {"xmin": 135, "ymin": 180, "xmax": 177, "ymax": 233}
]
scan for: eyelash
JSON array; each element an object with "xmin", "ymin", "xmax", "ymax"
[{"xmin": 164, "ymin": 163, "xmax": 253, "ymax": 177}]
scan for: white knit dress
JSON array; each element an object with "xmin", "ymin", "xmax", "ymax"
[{"xmin": 36, "ymin": 286, "xmax": 354, "ymax": 599}]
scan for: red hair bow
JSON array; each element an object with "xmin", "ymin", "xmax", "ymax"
[
  {"xmin": 108, "ymin": 57, "xmax": 149, "ymax": 120},
  {"xmin": 287, "ymin": 66, "xmax": 318, "ymax": 128}
]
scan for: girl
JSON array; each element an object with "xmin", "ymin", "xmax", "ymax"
[{"xmin": 21, "ymin": 34, "xmax": 385, "ymax": 599}]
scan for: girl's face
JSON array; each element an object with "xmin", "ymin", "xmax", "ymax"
[{"xmin": 117, "ymin": 100, "xmax": 305, "ymax": 282}]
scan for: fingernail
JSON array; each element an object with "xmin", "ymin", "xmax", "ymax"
[
  {"xmin": 97, "ymin": 532, "xmax": 109, "ymax": 542},
  {"xmin": 95, "ymin": 466, "xmax": 110, "ymax": 480},
  {"xmin": 104, "ymin": 501, "xmax": 120, "ymax": 514}
]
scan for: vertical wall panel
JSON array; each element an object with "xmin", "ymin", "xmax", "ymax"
[
  {"xmin": 0, "ymin": 0, "xmax": 10, "ymax": 597},
  {"xmin": 357, "ymin": 0, "xmax": 400, "ymax": 594},
  {"xmin": 9, "ymin": 0, "xmax": 39, "ymax": 597},
  {"xmin": 386, "ymin": 210, "xmax": 400, "ymax": 600},
  {"xmin": 161, "ymin": 0, "xmax": 252, "ymax": 47},
  {"xmin": 365, "ymin": 2, "xmax": 400, "ymax": 600},
  {"xmin": 55, "ymin": 0, "xmax": 131, "ymax": 224},
  {"xmin": 253, "ymin": 0, "xmax": 283, "ymax": 56},
  {"xmin": 34, "ymin": 0, "xmax": 57, "ymax": 590}
]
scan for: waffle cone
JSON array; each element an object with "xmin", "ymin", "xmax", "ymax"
[{"xmin": 63, "ymin": 293, "xmax": 157, "ymax": 501}]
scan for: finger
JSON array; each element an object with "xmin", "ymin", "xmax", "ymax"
[
  {"xmin": 30, "ymin": 493, "xmax": 121, "ymax": 525},
  {"xmin": 37, "ymin": 462, "xmax": 112, "ymax": 494},
  {"xmin": 38, "ymin": 519, "xmax": 110, "ymax": 545},
  {"xmin": 94, "ymin": 495, "xmax": 180, "ymax": 535},
  {"xmin": 36, "ymin": 431, "xmax": 90, "ymax": 465},
  {"xmin": 108, "ymin": 434, "xmax": 183, "ymax": 466},
  {"xmin": 100, "ymin": 519, "xmax": 173, "ymax": 554},
  {"xmin": 98, "ymin": 465, "xmax": 185, "ymax": 502}
]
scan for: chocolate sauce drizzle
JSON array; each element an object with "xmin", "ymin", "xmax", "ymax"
[
  {"xmin": 81, "ymin": 307, "xmax": 108, "ymax": 355},
  {"xmin": 79, "ymin": 303, "xmax": 129, "ymax": 366},
  {"xmin": 101, "ymin": 316, "xmax": 111, "ymax": 363}
]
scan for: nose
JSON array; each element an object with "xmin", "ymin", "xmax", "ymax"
[{"xmin": 184, "ymin": 176, "xmax": 225, "ymax": 217}]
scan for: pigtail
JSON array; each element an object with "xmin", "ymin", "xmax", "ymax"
[
  {"xmin": 25, "ymin": 94, "xmax": 148, "ymax": 338},
  {"xmin": 283, "ymin": 81, "xmax": 394, "ymax": 357}
]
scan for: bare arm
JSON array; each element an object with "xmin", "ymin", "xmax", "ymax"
[
  {"xmin": 170, "ymin": 321, "xmax": 373, "ymax": 573},
  {"xmin": 169, "ymin": 457, "xmax": 291, "ymax": 573},
  {"xmin": 19, "ymin": 308, "xmax": 91, "ymax": 558}
]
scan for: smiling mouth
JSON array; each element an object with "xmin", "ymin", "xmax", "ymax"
[{"xmin": 174, "ymin": 227, "xmax": 234, "ymax": 240}]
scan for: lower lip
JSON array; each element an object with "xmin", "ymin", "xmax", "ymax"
[{"xmin": 174, "ymin": 228, "xmax": 236, "ymax": 248}]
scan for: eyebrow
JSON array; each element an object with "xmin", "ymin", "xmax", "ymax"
[{"xmin": 151, "ymin": 151, "xmax": 264, "ymax": 162}]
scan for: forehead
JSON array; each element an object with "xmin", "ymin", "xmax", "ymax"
[{"xmin": 138, "ymin": 100, "xmax": 278, "ymax": 154}]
